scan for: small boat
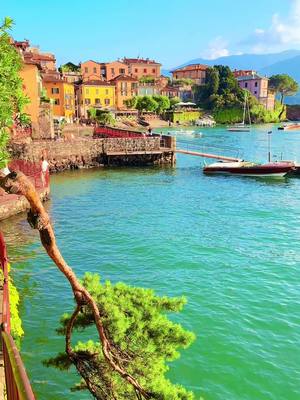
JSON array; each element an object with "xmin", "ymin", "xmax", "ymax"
[
  {"xmin": 203, "ymin": 160, "xmax": 294, "ymax": 177},
  {"xmin": 278, "ymin": 123, "xmax": 300, "ymax": 131},
  {"xmin": 227, "ymin": 92, "xmax": 251, "ymax": 132},
  {"xmin": 227, "ymin": 124, "xmax": 250, "ymax": 132}
]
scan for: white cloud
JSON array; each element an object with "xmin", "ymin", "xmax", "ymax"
[
  {"xmin": 202, "ymin": 36, "xmax": 230, "ymax": 59},
  {"xmin": 242, "ymin": 0, "xmax": 300, "ymax": 52}
]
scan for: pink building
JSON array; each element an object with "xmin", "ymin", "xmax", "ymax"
[{"xmin": 236, "ymin": 72, "xmax": 275, "ymax": 110}]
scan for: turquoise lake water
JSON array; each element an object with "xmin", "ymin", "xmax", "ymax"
[{"xmin": 2, "ymin": 124, "xmax": 300, "ymax": 399}]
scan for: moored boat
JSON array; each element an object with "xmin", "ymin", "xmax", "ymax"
[
  {"xmin": 227, "ymin": 124, "xmax": 250, "ymax": 132},
  {"xmin": 203, "ymin": 161, "xmax": 294, "ymax": 177},
  {"xmin": 227, "ymin": 91, "xmax": 251, "ymax": 132},
  {"xmin": 278, "ymin": 123, "xmax": 300, "ymax": 131}
]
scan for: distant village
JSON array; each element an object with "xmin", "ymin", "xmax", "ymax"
[{"xmin": 14, "ymin": 38, "xmax": 276, "ymax": 136}]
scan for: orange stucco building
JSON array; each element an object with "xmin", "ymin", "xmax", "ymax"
[
  {"xmin": 123, "ymin": 58, "xmax": 161, "ymax": 79},
  {"xmin": 19, "ymin": 60, "xmax": 42, "ymax": 132},
  {"xmin": 109, "ymin": 75, "xmax": 138, "ymax": 109},
  {"xmin": 81, "ymin": 60, "xmax": 129, "ymax": 81},
  {"xmin": 171, "ymin": 64, "xmax": 208, "ymax": 84}
]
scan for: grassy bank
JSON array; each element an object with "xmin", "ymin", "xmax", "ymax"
[{"xmin": 213, "ymin": 102, "xmax": 286, "ymax": 124}]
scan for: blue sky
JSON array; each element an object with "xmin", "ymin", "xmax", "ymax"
[{"xmin": 2, "ymin": 0, "xmax": 300, "ymax": 68}]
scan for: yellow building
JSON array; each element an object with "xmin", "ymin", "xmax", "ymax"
[
  {"xmin": 78, "ymin": 80, "xmax": 116, "ymax": 118},
  {"xmin": 43, "ymin": 77, "xmax": 75, "ymax": 121}
]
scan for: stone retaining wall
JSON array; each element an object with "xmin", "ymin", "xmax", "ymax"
[{"xmin": 10, "ymin": 136, "xmax": 175, "ymax": 172}]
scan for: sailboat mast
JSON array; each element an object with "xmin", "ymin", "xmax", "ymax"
[
  {"xmin": 242, "ymin": 91, "xmax": 247, "ymax": 125},
  {"xmin": 246, "ymin": 93, "xmax": 251, "ymax": 126}
]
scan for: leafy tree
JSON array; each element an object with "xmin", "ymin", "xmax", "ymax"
[
  {"xmin": 136, "ymin": 96, "xmax": 158, "ymax": 113},
  {"xmin": 269, "ymin": 74, "xmax": 299, "ymax": 104},
  {"xmin": 45, "ymin": 273, "xmax": 195, "ymax": 399},
  {"xmin": 194, "ymin": 65, "xmax": 244, "ymax": 110},
  {"xmin": 124, "ymin": 97, "xmax": 138, "ymax": 109},
  {"xmin": 139, "ymin": 76, "xmax": 155, "ymax": 84},
  {"xmin": 59, "ymin": 62, "xmax": 80, "ymax": 73},
  {"xmin": 152, "ymin": 95, "xmax": 170, "ymax": 114},
  {"xmin": 0, "ymin": 17, "xmax": 29, "ymax": 168},
  {"xmin": 172, "ymin": 78, "xmax": 194, "ymax": 86},
  {"xmin": 170, "ymin": 96, "xmax": 181, "ymax": 108},
  {"xmin": 88, "ymin": 108, "xmax": 115, "ymax": 125}
]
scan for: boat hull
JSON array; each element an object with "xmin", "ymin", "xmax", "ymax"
[
  {"xmin": 203, "ymin": 162, "xmax": 293, "ymax": 177},
  {"xmin": 227, "ymin": 128, "xmax": 250, "ymax": 132},
  {"xmin": 278, "ymin": 124, "xmax": 300, "ymax": 131}
]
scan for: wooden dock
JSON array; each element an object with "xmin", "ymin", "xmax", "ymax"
[{"xmin": 176, "ymin": 149, "xmax": 240, "ymax": 162}]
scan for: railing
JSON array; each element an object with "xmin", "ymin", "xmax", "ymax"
[
  {"xmin": 9, "ymin": 160, "xmax": 50, "ymax": 190},
  {"xmin": 0, "ymin": 232, "xmax": 36, "ymax": 400},
  {"xmin": 94, "ymin": 126, "xmax": 146, "ymax": 139}
]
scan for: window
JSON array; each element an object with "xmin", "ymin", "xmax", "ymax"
[
  {"xmin": 104, "ymin": 99, "xmax": 110, "ymax": 105},
  {"xmin": 254, "ymin": 91, "xmax": 257, "ymax": 94},
  {"xmin": 54, "ymin": 99, "xmax": 60, "ymax": 105},
  {"xmin": 245, "ymin": 82, "xmax": 248, "ymax": 88},
  {"xmin": 85, "ymin": 67, "xmax": 88, "ymax": 73},
  {"xmin": 96, "ymin": 89, "xmax": 99, "ymax": 94},
  {"xmin": 85, "ymin": 88, "xmax": 89, "ymax": 94},
  {"xmin": 93, "ymin": 67, "xmax": 97, "ymax": 73},
  {"xmin": 85, "ymin": 98, "xmax": 91, "ymax": 105},
  {"xmin": 105, "ymin": 89, "xmax": 109, "ymax": 94},
  {"xmin": 95, "ymin": 98, "xmax": 101, "ymax": 104},
  {"xmin": 52, "ymin": 87, "xmax": 59, "ymax": 94},
  {"xmin": 144, "ymin": 68, "xmax": 147, "ymax": 73},
  {"xmin": 135, "ymin": 68, "xmax": 138, "ymax": 73},
  {"xmin": 152, "ymin": 68, "xmax": 155, "ymax": 73},
  {"xmin": 120, "ymin": 68, "xmax": 125, "ymax": 74},
  {"xmin": 255, "ymin": 81, "xmax": 258, "ymax": 87},
  {"xmin": 111, "ymin": 68, "xmax": 115, "ymax": 74}
]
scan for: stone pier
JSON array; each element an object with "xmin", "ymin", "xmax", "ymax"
[{"xmin": 10, "ymin": 135, "xmax": 176, "ymax": 173}]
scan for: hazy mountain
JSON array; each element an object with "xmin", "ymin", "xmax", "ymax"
[
  {"xmin": 259, "ymin": 55, "xmax": 300, "ymax": 82},
  {"xmin": 168, "ymin": 50, "xmax": 300, "ymax": 73}
]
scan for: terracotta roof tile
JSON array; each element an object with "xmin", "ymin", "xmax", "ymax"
[
  {"xmin": 171, "ymin": 64, "xmax": 209, "ymax": 73},
  {"xmin": 109, "ymin": 74, "xmax": 138, "ymax": 82},
  {"xmin": 123, "ymin": 58, "xmax": 161, "ymax": 65}
]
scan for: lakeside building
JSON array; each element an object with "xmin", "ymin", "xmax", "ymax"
[
  {"xmin": 61, "ymin": 70, "xmax": 82, "ymax": 83},
  {"xmin": 123, "ymin": 58, "xmax": 161, "ymax": 79},
  {"xmin": 171, "ymin": 64, "xmax": 208, "ymax": 85},
  {"xmin": 81, "ymin": 60, "xmax": 129, "ymax": 82},
  {"xmin": 19, "ymin": 57, "xmax": 42, "ymax": 133},
  {"xmin": 160, "ymin": 86, "xmax": 180, "ymax": 98},
  {"xmin": 43, "ymin": 76, "xmax": 76, "ymax": 121},
  {"xmin": 77, "ymin": 81, "xmax": 116, "ymax": 117},
  {"xmin": 234, "ymin": 70, "xmax": 275, "ymax": 110},
  {"xmin": 138, "ymin": 83, "xmax": 160, "ymax": 96},
  {"xmin": 14, "ymin": 40, "xmax": 56, "ymax": 138},
  {"xmin": 109, "ymin": 75, "xmax": 138, "ymax": 109}
]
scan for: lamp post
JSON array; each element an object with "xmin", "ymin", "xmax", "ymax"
[{"xmin": 268, "ymin": 130, "xmax": 272, "ymax": 162}]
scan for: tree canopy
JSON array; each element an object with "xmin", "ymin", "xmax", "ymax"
[
  {"xmin": 59, "ymin": 62, "xmax": 81, "ymax": 73},
  {"xmin": 0, "ymin": 17, "xmax": 29, "ymax": 168},
  {"xmin": 152, "ymin": 95, "xmax": 170, "ymax": 113},
  {"xmin": 194, "ymin": 66, "xmax": 244, "ymax": 110},
  {"xmin": 45, "ymin": 273, "xmax": 195, "ymax": 399},
  {"xmin": 88, "ymin": 108, "xmax": 115, "ymax": 125},
  {"xmin": 125, "ymin": 95, "xmax": 172, "ymax": 114},
  {"xmin": 269, "ymin": 74, "xmax": 299, "ymax": 104}
]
